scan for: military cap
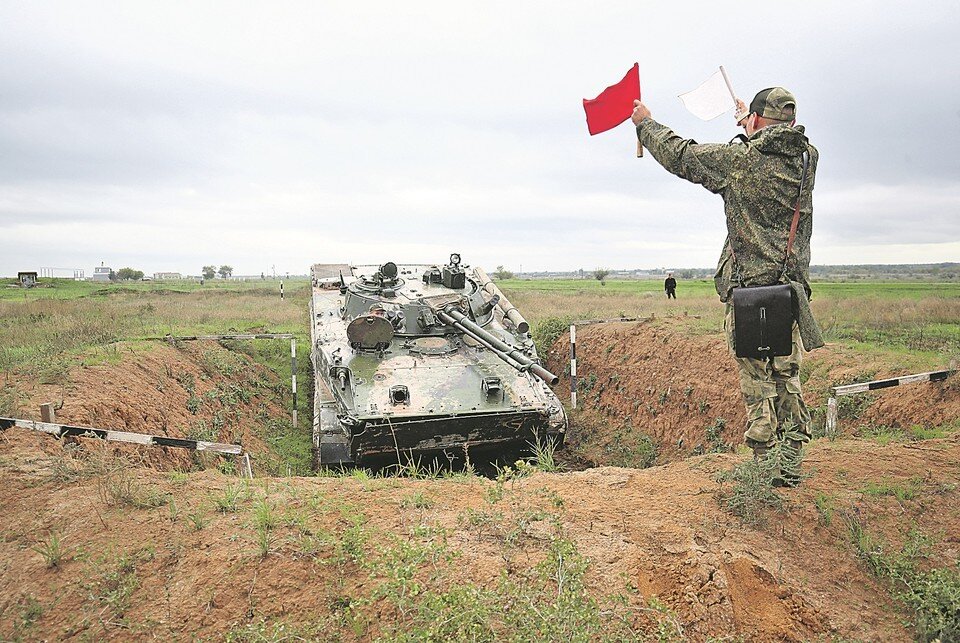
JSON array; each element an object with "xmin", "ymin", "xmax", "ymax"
[{"xmin": 749, "ymin": 87, "xmax": 797, "ymax": 122}]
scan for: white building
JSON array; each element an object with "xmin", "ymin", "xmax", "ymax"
[{"xmin": 92, "ymin": 266, "xmax": 112, "ymax": 282}]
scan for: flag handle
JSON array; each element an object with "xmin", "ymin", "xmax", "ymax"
[
  {"xmin": 636, "ymin": 140, "xmax": 644, "ymax": 158},
  {"xmin": 719, "ymin": 66, "xmax": 738, "ymax": 106},
  {"xmin": 719, "ymin": 65, "xmax": 747, "ymax": 123}
]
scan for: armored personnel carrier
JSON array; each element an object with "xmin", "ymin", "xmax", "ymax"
[{"xmin": 309, "ymin": 254, "xmax": 566, "ymax": 468}]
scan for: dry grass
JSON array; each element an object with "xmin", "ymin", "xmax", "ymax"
[{"xmin": 0, "ymin": 287, "xmax": 308, "ymax": 378}]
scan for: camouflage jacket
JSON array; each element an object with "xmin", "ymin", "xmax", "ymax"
[{"xmin": 636, "ymin": 118, "xmax": 824, "ymax": 350}]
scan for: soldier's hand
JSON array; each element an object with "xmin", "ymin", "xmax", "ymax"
[
  {"xmin": 631, "ymin": 100, "xmax": 651, "ymax": 125},
  {"xmin": 735, "ymin": 98, "xmax": 748, "ymax": 126}
]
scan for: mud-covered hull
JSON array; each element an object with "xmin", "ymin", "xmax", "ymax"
[{"xmin": 318, "ymin": 408, "xmax": 565, "ymax": 467}]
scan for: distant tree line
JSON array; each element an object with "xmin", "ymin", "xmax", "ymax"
[
  {"xmin": 112, "ymin": 267, "xmax": 143, "ymax": 281},
  {"xmin": 201, "ymin": 265, "xmax": 233, "ymax": 280}
]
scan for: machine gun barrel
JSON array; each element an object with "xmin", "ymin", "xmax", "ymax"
[
  {"xmin": 474, "ymin": 267, "xmax": 530, "ymax": 334},
  {"xmin": 437, "ymin": 307, "xmax": 559, "ymax": 385}
]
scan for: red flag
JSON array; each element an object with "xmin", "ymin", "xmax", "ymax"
[{"xmin": 582, "ymin": 63, "xmax": 640, "ymax": 135}]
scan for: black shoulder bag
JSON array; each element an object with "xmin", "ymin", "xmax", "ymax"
[{"xmin": 731, "ymin": 151, "xmax": 809, "ymax": 359}]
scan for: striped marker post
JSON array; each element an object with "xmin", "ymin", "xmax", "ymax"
[
  {"xmin": 291, "ymin": 338, "xmax": 298, "ymax": 427},
  {"xmin": 280, "ymin": 281, "xmax": 284, "ymax": 300},
  {"xmin": 0, "ymin": 417, "xmax": 243, "ymax": 455},
  {"xmin": 824, "ymin": 369, "xmax": 955, "ymax": 434},
  {"xmin": 570, "ymin": 324, "xmax": 577, "ymax": 409}
]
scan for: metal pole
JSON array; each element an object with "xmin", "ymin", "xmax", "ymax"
[
  {"xmin": 291, "ymin": 338, "xmax": 297, "ymax": 427},
  {"xmin": 570, "ymin": 324, "xmax": 577, "ymax": 409}
]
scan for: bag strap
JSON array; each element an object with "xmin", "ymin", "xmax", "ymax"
[{"xmin": 729, "ymin": 149, "xmax": 810, "ymax": 281}]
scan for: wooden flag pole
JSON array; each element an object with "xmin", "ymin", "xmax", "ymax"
[
  {"xmin": 719, "ymin": 65, "xmax": 745, "ymax": 122},
  {"xmin": 636, "ymin": 140, "xmax": 643, "ymax": 158}
]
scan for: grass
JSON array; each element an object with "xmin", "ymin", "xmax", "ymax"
[
  {"xmin": 814, "ymin": 492, "xmax": 835, "ymax": 526},
  {"xmin": 861, "ymin": 478, "xmax": 922, "ymax": 502},
  {"xmin": 846, "ymin": 517, "xmax": 960, "ymax": 641},
  {"xmin": 97, "ymin": 462, "xmax": 169, "ymax": 509},
  {"xmin": 83, "ymin": 547, "xmax": 155, "ymax": 620},
  {"xmin": 32, "ymin": 531, "xmax": 67, "ymax": 568},
  {"xmin": 214, "ymin": 482, "xmax": 248, "ymax": 513},
  {"xmin": 500, "ymin": 278, "xmax": 960, "ymax": 357}
]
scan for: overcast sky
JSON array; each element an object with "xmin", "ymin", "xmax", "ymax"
[{"xmin": 2, "ymin": 1, "xmax": 959, "ymax": 277}]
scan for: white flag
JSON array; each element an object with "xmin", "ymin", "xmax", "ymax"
[{"xmin": 678, "ymin": 70, "xmax": 735, "ymax": 121}]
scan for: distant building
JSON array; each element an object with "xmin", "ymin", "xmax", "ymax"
[
  {"xmin": 17, "ymin": 271, "xmax": 38, "ymax": 287},
  {"xmin": 92, "ymin": 266, "xmax": 112, "ymax": 282},
  {"xmin": 153, "ymin": 272, "xmax": 182, "ymax": 280}
]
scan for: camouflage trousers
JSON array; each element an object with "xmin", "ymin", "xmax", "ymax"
[{"xmin": 724, "ymin": 304, "xmax": 812, "ymax": 446}]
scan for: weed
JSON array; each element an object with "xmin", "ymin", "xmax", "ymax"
[
  {"xmin": 705, "ymin": 417, "xmax": 732, "ymax": 453},
  {"xmin": 846, "ymin": 516, "xmax": 960, "ymax": 640},
  {"xmin": 186, "ymin": 394, "xmax": 202, "ymax": 414},
  {"xmin": 862, "ymin": 478, "xmax": 922, "ymax": 502},
  {"xmin": 97, "ymin": 463, "xmax": 168, "ymax": 509},
  {"xmin": 859, "ymin": 425, "xmax": 906, "ymax": 445},
  {"xmin": 187, "ymin": 509, "xmax": 210, "ymax": 531},
  {"xmin": 168, "ymin": 498, "xmax": 179, "ymax": 522},
  {"xmin": 85, "ymin": 547, "xmax": 155, "ymax": 619},
  {"xmin": 531, "ymin": 315, "xmax": 572, "ymax": 356},
  {"xmin": 214, "ymin": 482, "xmax": 247, "ymax": 513},
  {"xmin": 813, "ymin": 492, "xmax": 835, "ymax": 526},
  {"xmin": 601, "ymin": 421, "xmax": 658, "ymax": 469},
  {"xmin": 400, "ymin": 491, "xmax": 434, "ymax": 510},
  {"xmin": 908, "ymin": 424, "xmax": 952, "ymax": 440},
  {"xmin": 11, "ymin": 596, "xmax": 43, "ymax": 638},
  {"xmin": 0, "ymin": 383, "xmax": 24, "ymax": 417},
  {"xmin": 168, "ymin": 471, "xmax": 189, "ymax": 485},
  {"xmin": 32, "ymin": 531, "xmax": 67, "ymax": 568},
  {"xmin": 716, "ymin": 457, "xmax": 783, "ymax": 526},
  {"xmin": 335, "ymin": 518, "xmax": 368, "ymax": 565},
  {"xmin": 529, "ymin": 436, "xmax": 562, "ymax": 472}
]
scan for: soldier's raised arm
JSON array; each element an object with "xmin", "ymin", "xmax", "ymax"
[{"xmin": 631, "ymin": 100, "xmax": 738, "ymax": 195}]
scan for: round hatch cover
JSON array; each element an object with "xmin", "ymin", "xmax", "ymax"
[{"xmin": 346, "ymin": 315, "xmax": 394, "ymax": 350}]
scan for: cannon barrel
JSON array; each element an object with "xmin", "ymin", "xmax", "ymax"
[
  {"xmin": 474, "ymin": 267, "xmax": 530, "ymax": 334},
  {"xmin": 436, "ymin": 307, "xmax": 559, "ymax": 385}
]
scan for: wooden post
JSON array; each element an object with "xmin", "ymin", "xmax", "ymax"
[
  {"xmin": 40, "ymin": 403, "xmax": 56, "ymax": 424},
  {"xmin": 825, "ymin": 397, "xmax": 837, "ymax": 439},
  {"xmin": 569, "ymin": 325, "xmax": 577, "ymax": 409}
]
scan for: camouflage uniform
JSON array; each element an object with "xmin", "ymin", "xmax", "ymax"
[{"xmin": 636, "ymin": 115, "xmax": 820, "ymax": 446}]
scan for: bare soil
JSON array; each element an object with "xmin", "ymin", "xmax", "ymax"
[
  {"xmin": 1, "ymin": 326, "xmax": 959, "ymax": 641},
  {"xmin": 2, "ymin": 341, "xmax": 289, "ymax": 470},
  {"xmin": 545, "ymin": 318, "xmax": 960, "ymax": 465}
]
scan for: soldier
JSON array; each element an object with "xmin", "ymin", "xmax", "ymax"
[
  {"xmin": 631, "ymin": 88, "xmax": 824, "ymax": 485},
  {"xmin": 664, "ymin": 272, "xmax": 677, "ymax": 299}
]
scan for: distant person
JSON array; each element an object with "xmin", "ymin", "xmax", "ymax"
[
  {"xmin": 632, "ymin": 87, "xmax": 824, "ymax": 486},
  {"xmin": 664, "ymin": 273, "xmax": 677, "ymax": 299}
]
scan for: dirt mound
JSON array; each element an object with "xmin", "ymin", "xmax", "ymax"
[
  {"xmin": 546, "ymin": 319, "xmax": 960, "ymax": 466},
  {"xmin": 2, "ymin": 426, "xmax": 958, "ymax": 641},
  {"xmin": 2, "ymin": 341, "xmax": 290, "ymax": 470}
]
